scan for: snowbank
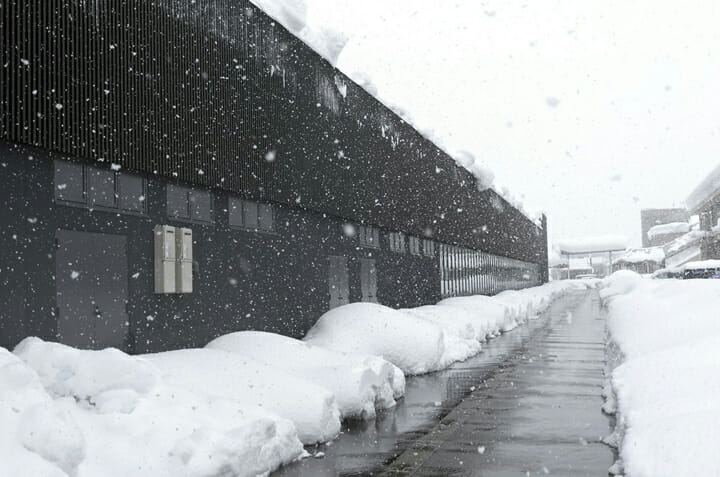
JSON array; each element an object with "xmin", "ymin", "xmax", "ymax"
[
  {"xmin": 601, "ymin": 272, "xmax": 720, "ymax": 476},
  {"xmin": 306, "ymin": 281, "xmax": 586, "ymax": 375},
  {"xmin": 10, "ymin": 338, "xmax": 304, "ymax": 477},
  {"xmin": 144, "ymin": 348, "xmax": 341, "ymax": 444},
  {"xmin": 206, "ymin": 331, "xmax": 404, "ymax": 420},
  {"xmin": 304, "ymin": 302, "xmax": 448, "ymax": 375}
]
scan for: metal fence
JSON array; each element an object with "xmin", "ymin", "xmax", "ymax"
[{"xmin": 440, "ymin": 244, "xmax": 543, "ymax": 298}]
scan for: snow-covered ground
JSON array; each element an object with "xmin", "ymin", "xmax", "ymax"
[
  {"xmin": 601, "ymin": 271, "xmax": 720, "ymax": 476},
  {"xmin": 1, "ymin": 280, "xmax": 590, "ymax": 476}
]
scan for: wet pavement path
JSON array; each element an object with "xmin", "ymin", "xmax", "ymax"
[{"xmin": 276, "ymin": 290, "xmax": 612, "ymax": 476}]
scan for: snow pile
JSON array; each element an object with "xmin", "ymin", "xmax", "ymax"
[
  {"xmin": 144, "ymin": 348, "xmax": 341, "ymax": 444},
  {"xmin": 249, "ymin": 0, "xmax": 348, "ymax": 65},
  {"xmin": 664, "ymin": 229, "xmax": 707, "ymax": 256},
  {"xmin": 647, "ymin": 221, "xmax": 689, "ymax": 240},
  {"xmin": 556, "ymin": 235, "xmax": 629, "ymax": 254},
  {"xmin": 206, "ymin": 331, "xmax": 404, "ymax": 420},
  {"xmin": 601, "ymin": 272, "xmax": 720, "ymax": 476},
  {"xmin": 306, "ymin": 281, "xmax": 588, "ymax": 375},
  {"xmin": 8, "ymin": 338, "xmax": 304, "ymax": 477},
  {"xmin": 304, "ymin": 302, "xmax": 448, "ymax": 375}
]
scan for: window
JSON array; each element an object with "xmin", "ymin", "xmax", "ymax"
[
  {"xmin": 229, "ymin": 197, "xmax": 274, "ymax": 233},
  {"xmin": 54, "ymin": 159, "xmax": 147, "ymax": 215},
  {"xmin": 54, "ymin": 161, "xmax": 85, "ymax": 204},
  {"xmin": 167, "ymin": 184, "xmax": 212, "ymax": 223},
  {"xmin": 409, "ymin": 236, "xmax": 421, "ymax": 256},
  {"xmin": 422, "ymin": 239, "xmax": 436, "ymax": 257},
  {"xmin": 389, "ymin": 232, "xmax": 406, "ymax": 254},
  {"xmin": 88, "ymin": 169, "xmax": 116, "ymax": 208},
  {"xmin": 118, "ymin": 173, "xmax": 145, "ymax": 212},
  {"xmin": 358, "ymin": 225, "xmax": 380, "ymax": 248}
]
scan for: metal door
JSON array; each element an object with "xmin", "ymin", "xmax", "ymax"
[
  {"xmin": 56, "ymin": 230, "xmax": 129, "ymax": 349},
  {"xmin": 328, "ymin": 256, "xmax": 349, "ymax": 309},
  {"xmin": 360, "ymin": 258, "xmax": 377, "ymax": 303}
]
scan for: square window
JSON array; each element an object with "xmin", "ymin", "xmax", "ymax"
[
  {"xmin": 87, "ymin": 168, "xmax": 117, "ymax": 208},
  {"xmin": 54, "ymin": 160, "xmax": 85, "ymax": 204}
]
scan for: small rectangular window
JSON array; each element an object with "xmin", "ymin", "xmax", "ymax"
[
  {"xmin": 118, "ymin": 173, "xmax": 145, "ymax": 213},
  {"xmin": 409, "ymin": 236, "xmax": 421, "ymax": 256},
  {"xmin": 54, "ymin": 160, "xmax": 85, "ymax": 204},
  {"xmin": 258, "ymin": 203, "xmax": 274, "ymax": 231},
  {"xmin": 87, "ymin": 169, "xmax": 116, "ymax": 208},
  {"xmin": 359, "ymin": 225, "xmax": 380, "ymax": 248},
  {"xmin": 167, "ymin": 185, "xmax": 190, "ymax": 219},
  {"xmin": 242, "ymin": 200, "xmax": 259, "ymax": 228},
  {"xmin": 189, "ymin": 189, "xmax": 212, "ymax": 223},
  {"xmin": 229, "ymin": 197, "xmax": 244, "ymax": 227}
]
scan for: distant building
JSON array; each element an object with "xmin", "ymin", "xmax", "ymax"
[
  {"xmin": 686, "ymin": 164, "xmax": 720, "ymax": 260},
  {"xmin": 640, "ymin": 208, "xmax": 690, "ymax": 247}
]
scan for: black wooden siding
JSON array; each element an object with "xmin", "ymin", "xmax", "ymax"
[{"xmin": 0, "ymin": 0, "xmax": 548, "ymax": 267}]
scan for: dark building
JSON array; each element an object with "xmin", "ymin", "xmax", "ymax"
[
  {"xmin": 0, "ymin": 0, "xmax": 548, "ymax": 353},
  {"xmin": 640, "ymin": 208, "xmax": 689, "ymax": 247},
  {"xmin": 686, "ymin": 164, "xmax": 720, "ymax": 260}
]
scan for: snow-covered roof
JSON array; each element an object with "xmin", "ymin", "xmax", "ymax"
[
  {"xmin": 647, "ymin": 222, "xmax": 690, "ymax": 240},
  {"xmin": 556, "ymin": 235, "xmax": 629, "ymax": 254},
  {"xmin": 247, "ymin": 0, "xmax": 501, "ymax": 202},
  {"xmin": 612, "ymin": 247, "xmax": 665, "ymax": 265},
  {"xmin": 664, "ymin": 230, "xmax": 708, "ymax": 256},
  {"xmin": 686, "ymin": 163, "xmax": 720, "ymax": 211},
  {"xmin": 684, "ymin": 259, "xmax": 720, "ymax": 270}
]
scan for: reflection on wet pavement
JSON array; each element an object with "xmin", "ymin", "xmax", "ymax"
[{"xmin": 276, "ymin": 291, "xmax": 599, "ymax": 476}]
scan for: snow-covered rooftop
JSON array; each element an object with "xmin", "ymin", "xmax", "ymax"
[
  {"xmin": 647, "ymin": 222, "xmax": 690, "ymax": 240},
  {"xmin": 686, "ymin": 163, "xmax": 720, "ymax": 211},
  {"xmin": 664, "ymin": 230, "xmax": 708, "ymax": 256},
  {"xmin": 556, "ymin": 235, "xmax": 629, "ymax": 254},
  {"xmin": 612, "ymin": 247, "xmax": 665, "ymax": 265}
]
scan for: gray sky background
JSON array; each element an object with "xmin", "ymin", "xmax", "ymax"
[{"xmin": 294, "ymin": 0, "xmax": 720, "ymax": 248}]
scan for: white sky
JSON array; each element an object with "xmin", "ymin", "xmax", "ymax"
[{"xmin": 269, "ymin": 0, "xmax": 720, "ymax": 247}]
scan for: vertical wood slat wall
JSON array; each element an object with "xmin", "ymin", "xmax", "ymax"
[{"xmin": 0, "ymin": 0, "xmax": 548, "ymax": 268}]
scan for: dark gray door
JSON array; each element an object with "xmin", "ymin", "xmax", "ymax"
[
  {"xmin": 328, "ymin": 256, "xmax": 349, "ymax": 309},
  {"xmin": 56, "ymin": 230, "xmax": 128, "ymax": 349}
]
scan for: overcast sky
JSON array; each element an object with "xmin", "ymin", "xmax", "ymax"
[{"xmin": 270, "ymin": 0, "xmax": 720, "ymax": 248}]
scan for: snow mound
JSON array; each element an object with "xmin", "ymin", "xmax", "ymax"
[
  {"xmin": 11, "ymin": 339, "xmax": 304, "ymax": 476},
  {"xmin": 0, "ymin": 347, "xmax": 84, "ymax": 477},
  {"xmin": 144, "ymin": 348, "xmax": 341, "ymax": 444},
  {"xmin": 304, "ymin": 302, "xmax": 447, "ymax": 375},
  {"xmin": 602, "ymin": 275, "xmax": 720, "ymax": 476},
  {"xmin": 206, "ymin": 331, "xmax": 404, "ymax": 420}
]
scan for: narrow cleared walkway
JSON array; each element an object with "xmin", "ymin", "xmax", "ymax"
[{"xmin": 383, "ymin": 290, "xmax": 613, "ymax": 476}]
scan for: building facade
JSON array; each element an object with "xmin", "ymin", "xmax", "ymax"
[{"xmin": 0, "ymin": 0, "xmax": 548, "ymax": 353}]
